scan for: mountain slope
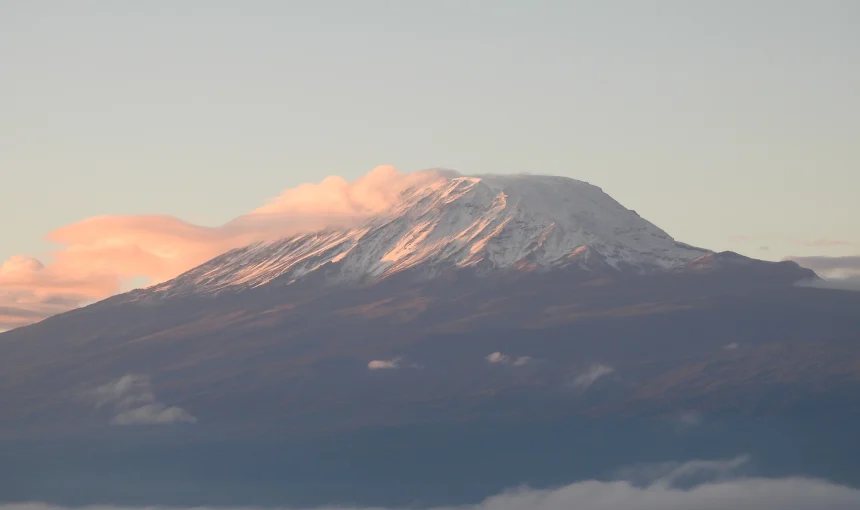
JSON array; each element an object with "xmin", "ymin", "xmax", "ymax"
[
  {"xmin": 0, "ymin": 172, "xmax": 850, "ymax": 443},
  {"xmin": 133, "ymin": 174, "xmax": 710, "ymax": 300}
]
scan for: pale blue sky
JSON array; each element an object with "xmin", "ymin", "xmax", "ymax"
[{"xmin": 2, "ymin": 0, "xmax": 859, "ymax": 263}]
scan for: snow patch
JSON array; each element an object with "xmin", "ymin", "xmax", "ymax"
[{"xmin": 133, "ymin": 173, "xmax": 711, "ymax": 299}]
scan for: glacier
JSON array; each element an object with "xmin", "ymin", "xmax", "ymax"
[{"xmin": 139, "ymin": 173, "xmax": 711, "ymax": 299}]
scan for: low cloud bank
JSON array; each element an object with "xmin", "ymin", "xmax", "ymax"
[
  {"xmin": 796, "ymin": 275, "xmax": 860, "ymax": 291},
  {"xmin": 93, "ymin": 374, "xmax": 196, "ymax": 425},
  {"xmin": 3, "ymin": 467, "xmax": 859, "ymax": 509},
  {"xmin": 788, "ymin": 255, "xmax": 860, "ymax": 291},
  {"xmin": 789, "ymin": 255, "xmax": 860, "ymax": 276}
]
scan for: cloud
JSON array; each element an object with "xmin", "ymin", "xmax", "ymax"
[
  {"xmin": 796, "ymin": 276, "xmax": 860, "ymax": 292},
  {"xmin": 788, "ymin": 255, "xmax": 860, "ymax": 278},
  {"xmin": 368, "ymin": 358, "xmax": 401, "ymax": 370},
  {"xmin": 470, "ymin": 476, "xmax": 860, "ymax": 510},
  {"xmin": 248, "ymin": 166, "xmax": 451, "ymax": 219},
  {"xmin": 787, "ymin": 255, "xmax": 860, "ymax": 291},
  {"xmin": 486, "ymin": 352, "xmax": 511, "ymax": 364},
  {"xmin": 723, "ymin": 343, "xmax": 739, "ymax": 350},
  {"xmin": 485, "ymin": 352, "xmax": 533, "ymax": 366},
  {"xmin": 5, "ymin": 458, "xmax": 860, "ymax": 509},
  {"xmin": 0, "ymin": 255, "xmax": 120, "ymax": 331},
  {"xmin": 93, "ymin": 374, "xmax": 196, "ymax": 425},
  {"xmin": 111, "ymin": 404, "xmax": 197, "ymax": 426},
  {"xmin": 570, "ymin": 364, "xmax": 615, "ymax": 393},
  {"xmin": 0, "ymin": 166, "xmax": 450, "ymax": 330},
  {"xmin": 614, "ymin": 455, "xmax": 747, "ymax": 488}
]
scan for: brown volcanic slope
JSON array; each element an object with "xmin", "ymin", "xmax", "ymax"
[{"xmin": 0, "ymin": 252, "xmax": 858, "ymax": 438}]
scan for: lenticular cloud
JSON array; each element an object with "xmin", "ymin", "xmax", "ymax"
[{"xmin": 0, "ymin": 166, "xmax": 451, "ymax": 330}]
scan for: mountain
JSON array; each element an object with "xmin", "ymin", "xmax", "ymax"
[
  {"xmin": 123, "ymin": 175, "xmax": 710, "ymax": 301},
  {"xmin": 0, "ymin": 173, "xmax": 841, "ymax": 431},
  {"xmin": 3, "ymin": 172, "xmax": 860, "ymax": 507}
]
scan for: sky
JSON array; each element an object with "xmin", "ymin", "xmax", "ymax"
[{"xmin": 2, "ymin": 1, "xmax": 859, "ymax": 328}]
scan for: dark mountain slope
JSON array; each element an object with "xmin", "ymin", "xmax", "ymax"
[{"xmin": 0, "ymin": 254, "xmax": 856, "ymax": 439}]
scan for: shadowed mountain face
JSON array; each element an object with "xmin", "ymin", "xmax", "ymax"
[
  {"xmin": 1, "ymin": 257, "xmax": 859, "ymax": 507},
  {"xmin": 0, "ymin": 251, "xmax": 852, "ymax": 439}
]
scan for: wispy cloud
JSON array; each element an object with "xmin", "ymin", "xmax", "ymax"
[
  {"xmin": 93, "ymin": 374, "xmax": 196, "ymax": 425},
  {"xmin": 570, "ymin": 364, "xmax": 615, "ymax": 393},
  {"xmin": 485, "ymin": 352, "xmax": 533, "ymax": 366},
  {"xmin": 0, "ymin": 167, "xmax": 451, "ymax": 330},
  {"xmin": 367, "ymin": 358, "xmax": 401, "ymax": 370},
  {"xmin": 615, "ymin": 454, "xmax": 746, "ymax": 487}
]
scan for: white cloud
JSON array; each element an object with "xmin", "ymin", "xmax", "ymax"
[
  {"xmin": 614, "ymin": 455, "xmax": 745, "ymax": 488},
  {"xmin": 92, "ymin": 374, "xmax": 196, "ymax": 425},
  {"xmin": 468, "ymin": 475, "xmax": 860, "ymax": 510},
  {"xmin": 486, "ymin": 352, "xmax": 533, "ymax": 366},
  {"xmin": 368, "ymin": 358, "xmax": 401, "ymax": 370},
  {"xmin": 486, "ymin": 352, "xmax": 511, "ymax": 364},
  {"xmin": 723, "ymin": 342, "xmax": 739, "ymax": 350},
  {"xmin": 571, "ymin": 364, "xmax": 615, "ymax": 392},
  {"xmin": 796, "ymin": 275, "xmax": 860, "ymax": 291},
  {"xmin": 4, "ymin": 462, "xmax": 860, "ymax": 510},
  {"xmin": 112, "ymin": 404, "xmax": 196, "ymax": 425}
]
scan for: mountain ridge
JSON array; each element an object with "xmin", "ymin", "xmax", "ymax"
[{"xmin": 125, "ymin": 173, "xmax": 715, "ymax": 301}]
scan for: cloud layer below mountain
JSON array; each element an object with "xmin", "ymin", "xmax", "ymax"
[
  {"xmin": 2, "ymin": 474, "xmax": 858, "ymax": 510},
  {"xmin": 788, "ymin": 255, "xmax": 860, "ymax": 291},
  {"xmin": 93, "ymin": 374, "xmax": 195, "ymax": 425}
]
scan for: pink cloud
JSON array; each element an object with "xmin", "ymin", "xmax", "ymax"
[
  {"xmin": 0, "ymin": 255, "xmax": 120, "ymax": 330},
  {"xmin": 0, "ymin": 166, "xmax": 450, "ymax": 330}
]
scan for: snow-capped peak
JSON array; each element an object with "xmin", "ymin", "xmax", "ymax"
[{"xmin": 142, "ymin": 173, "xmax": 710, "ymax": 298}]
